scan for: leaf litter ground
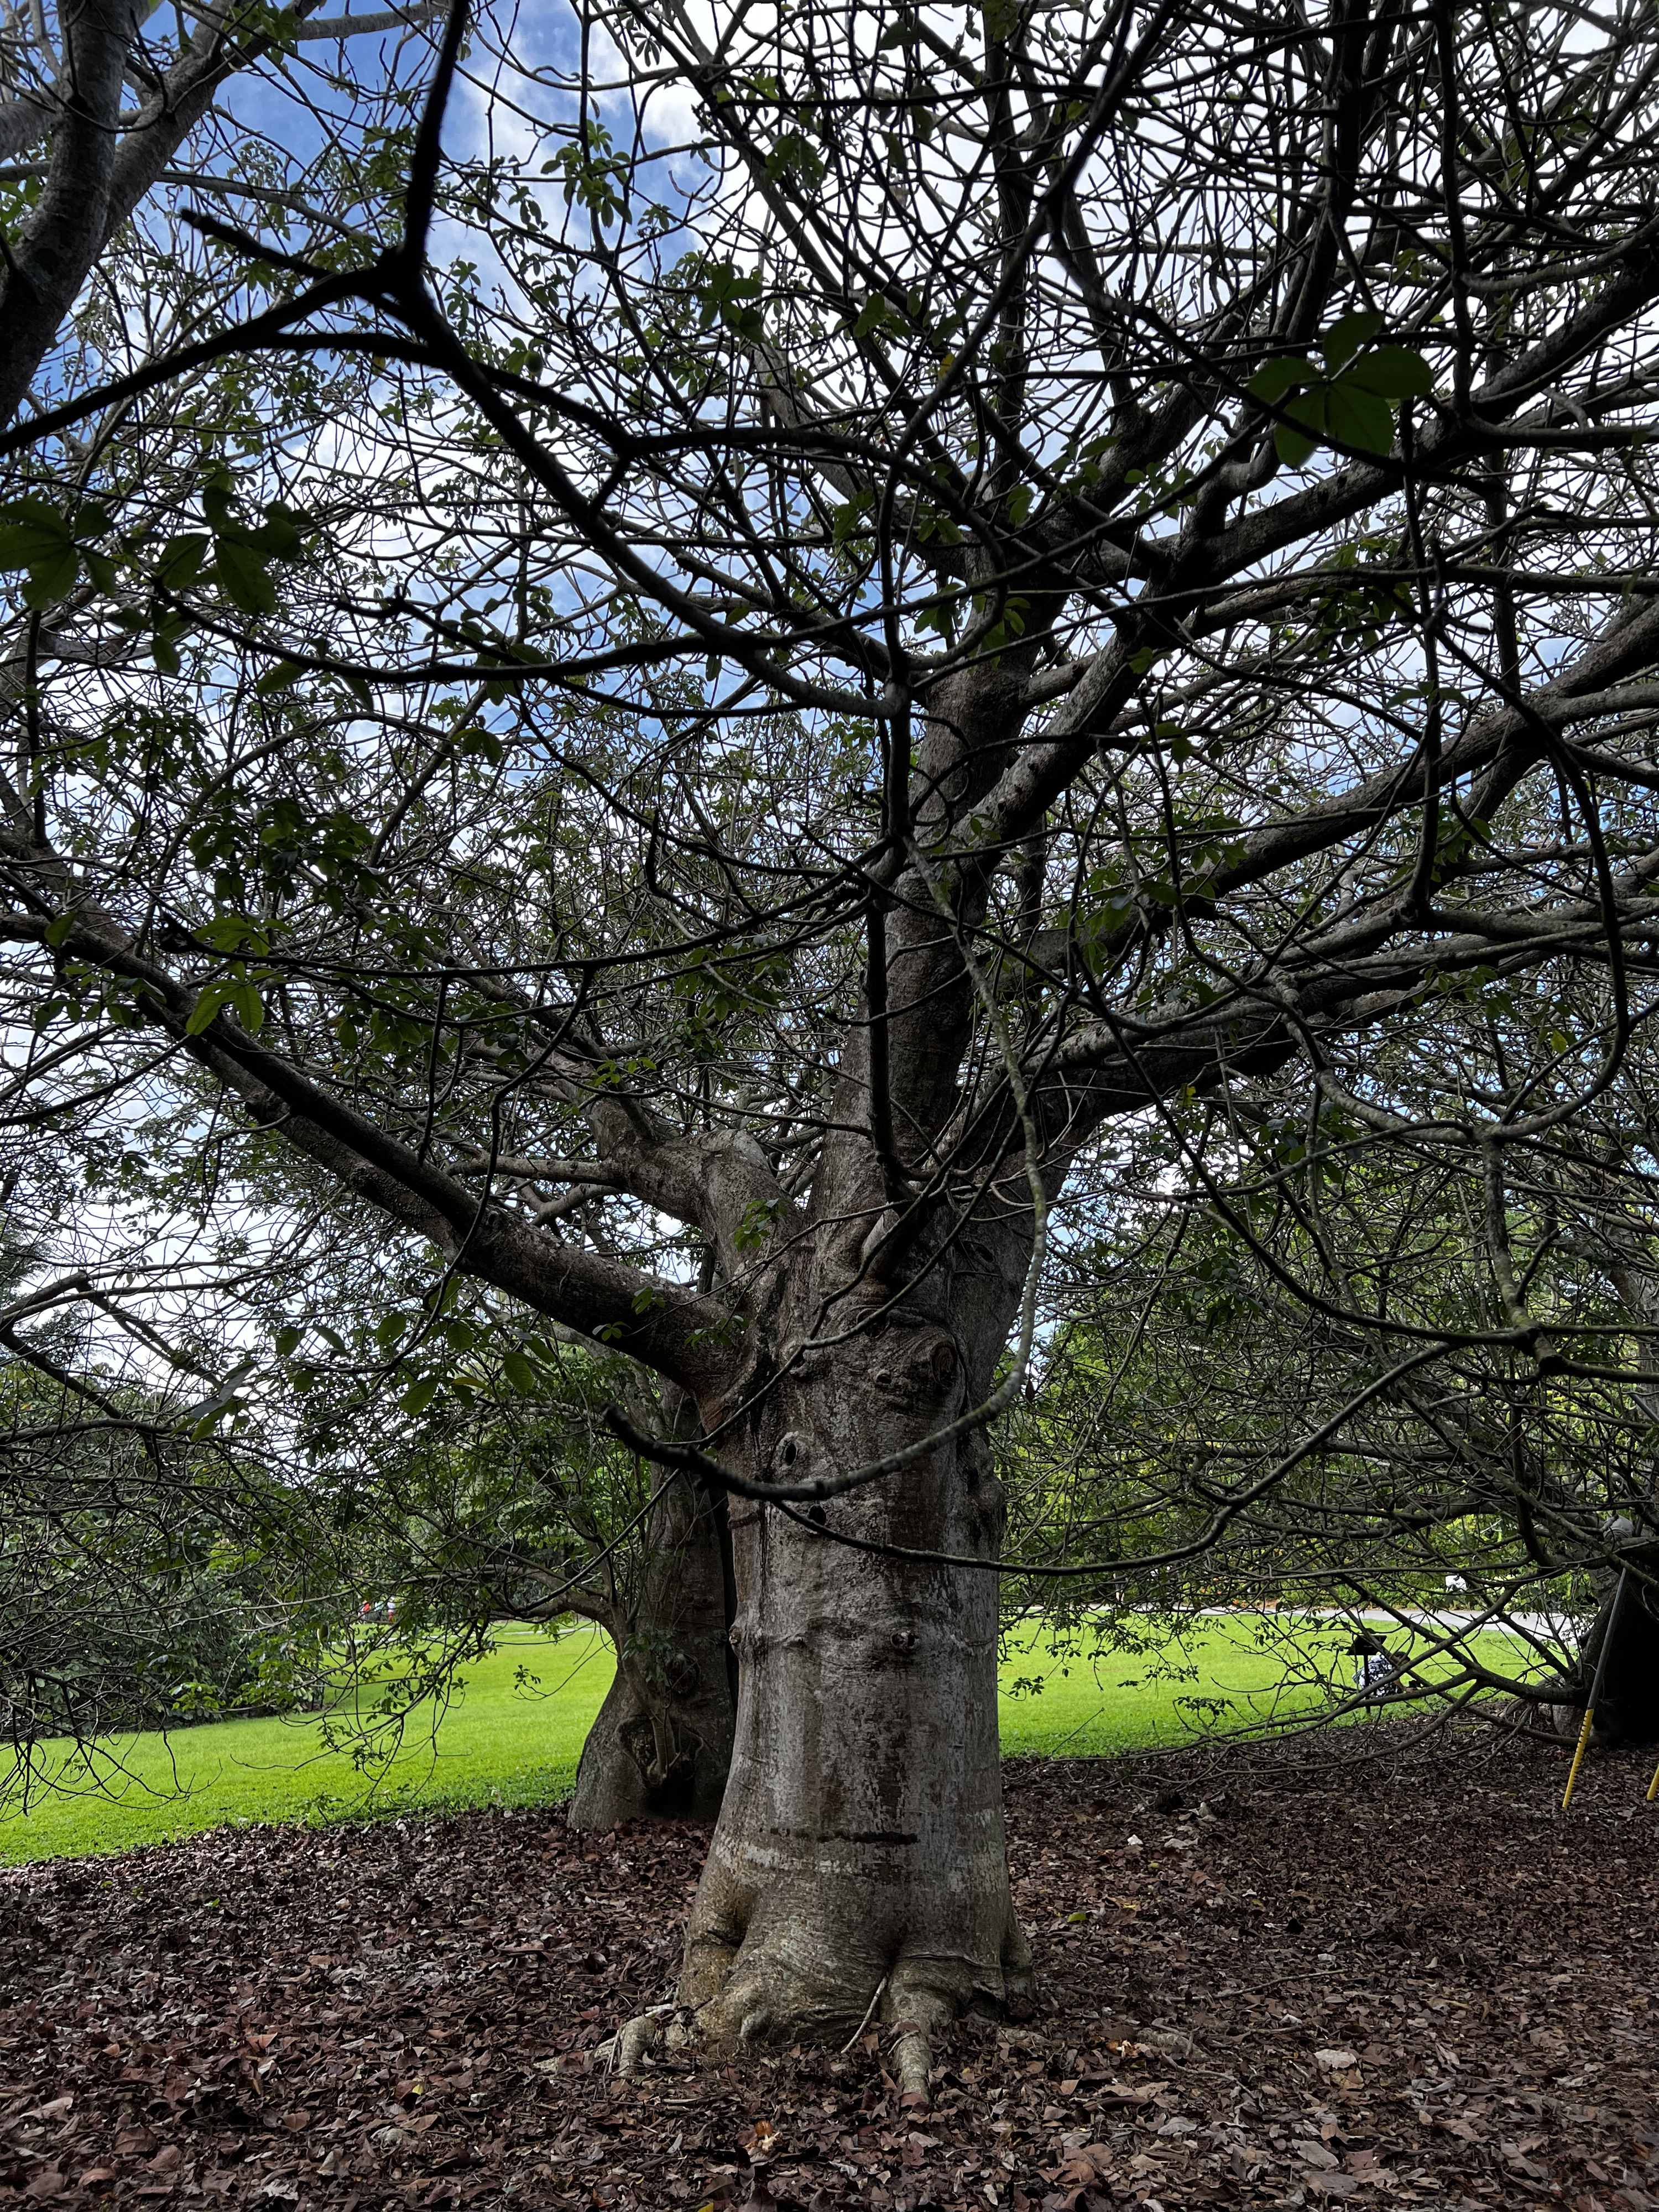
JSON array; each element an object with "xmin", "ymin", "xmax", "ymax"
[{"xmin": 0, "ymin": 1728, "xmax": 1655, "ymax": 2211}]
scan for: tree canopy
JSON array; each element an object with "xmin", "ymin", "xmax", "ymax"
[{"xmin": 6, "ymin": 0, "xmax": 1659, "ymax": 2056}]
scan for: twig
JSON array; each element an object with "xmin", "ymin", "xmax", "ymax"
[{"xmin": 841, "ymin": 1974, "xmax": 888, "ymax": 2053}]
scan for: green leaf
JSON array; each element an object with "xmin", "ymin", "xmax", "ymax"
[
  {"xmin": 275, "ymin": 1325, "xmax": 304, "ymax": 1357},
  {"xmin": 1550, "ymin": 1028, "xmax": 1573, "ymax": 1055},
  {"xmin": 201, "ymin": 471, "xmax": 238, "ymax": 533},
  {"xmin": 197, "ymin": 914, "xmax": 269, "ymax": 953},
  {"xmin": 20, "ymin": 544, "xmax": 80, "ymax": 604},
  {"xmin": 501, "ymin": 1348, "xmax": 542, "ymax": 1395},
  {"xmin": 255, "ymin": 660, "xmax": 304, "ymax": 696},
  {"xmin": 401, "ymin": 1376, "xmax": 438, "ymax": 1415},
  {"xmin": 255, "ymin": 502, "xmax": 305, "ymax": 559},
  {"xmin": 1342, "ymin": 344, "xmax": 1434, "ymax": 399},
  {"xmin": 1247, "ymin": 354, "xmax": 1316, "ymax": 403},
  {"xmin": 0, "ymin": 506, "xmax": 72, "ymax": 568},
  {"xmin": 185, "ymin": 980, "xmax": 233, "ymax": 1035},
  {"xmin": 1321, "ymin": 308, "xmax": 1385, "ymax": 371},
  {"xmin": 43, "ymin": 913, "xmax": 74, "ymax": 950},
  {"xmin": 0, "ymin": 494, "xmax": 65, "ymax": 527},
  {"xmin": 1274, "ymin": 389, "xmax": 1324, "ymax": 466},
  {"xmin": 151, "ymin": 627, "xmax": 181, "ymax": 676},
  {"xmin": 213, "ymin": 536, "xmax": 277, "ymax": 617},
  {"xmin": 229, "ymin": 979, "xmax": 265, "ymax": 1032},
  {"xmin": 1325, "ymin": 382, "xmax": 1395, "ymax": 456},
  {"xmin": 156, "ymin": 533, "xmax": 211, "ymax": 589}
]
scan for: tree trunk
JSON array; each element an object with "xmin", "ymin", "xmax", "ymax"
[
  {"xmin": 1580, "ymin": 1552, "xmax": 1659, "ymax": 1747},
  {"xmin": 567, "ymin": 1470, "xmax": 737, "ymax": 1829},
  {"xmin": 680, "ymin": 1316, "xmax": 1032, "ymax": 2054},
  {"xmin": 1514, "ymin": 1551, "xmax": 1659, "ymax": 1747}
]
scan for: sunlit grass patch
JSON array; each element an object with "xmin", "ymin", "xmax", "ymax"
[
  {"xmin": 0, "ymin": 1623, "xmax": 615, "ymax": 1866},
  {"xmin": 996, "ymin": 1609, "xmax": 1560, "ymax": 1756},
  {"xmin": 0, "ymin": 1610, "xmax": 1564, "ymax": 1864}
]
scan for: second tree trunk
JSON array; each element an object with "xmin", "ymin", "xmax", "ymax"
[{"xmin": 567, "ymin": 1469, "xmax": 737, "ymax": 1829}]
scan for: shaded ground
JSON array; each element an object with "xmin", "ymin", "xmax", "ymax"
[{"xmin": 0, "ymin": 1728, "xmax": 1654, "ymax": 2210}]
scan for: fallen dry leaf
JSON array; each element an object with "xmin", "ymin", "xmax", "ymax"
[{"xmin": 0, "ymin": 1728, "xmax": 1646, "ymax": 2211}]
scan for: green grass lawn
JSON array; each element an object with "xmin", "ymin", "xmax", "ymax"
[
  {"xmin": 0, "ymin": 1611, "xmax": 1557, "ymax": 1866},
  {"xmin": 994, "ymin": 1608, "xmax": 1546, "ymax": 1754}
]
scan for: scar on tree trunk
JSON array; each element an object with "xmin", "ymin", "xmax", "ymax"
[{"xmin": 567, "ymin": 1470, "xmax": 737, "ymax": 1830}]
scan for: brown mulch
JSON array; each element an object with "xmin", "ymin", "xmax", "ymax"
[{"xmin": 0, "ymin": 1727, "xmax": 1655, "ymax": 2211}]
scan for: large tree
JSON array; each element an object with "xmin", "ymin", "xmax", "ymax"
[{"xmin": 6, "ymin": 0, "xmax": 1659, "ymax": 2073}]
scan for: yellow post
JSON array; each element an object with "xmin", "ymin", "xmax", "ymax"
[{"xmin": 1562, "ymin": 1706, "xmax": 1595, "ymax": 1809}]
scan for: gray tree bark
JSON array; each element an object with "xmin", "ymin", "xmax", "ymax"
[
  {"xmin": 680, "ymin": 1380, "xmax": 1032, "ymax": 2052},
  {"xmin": 0, "ymin": 0, "xmax": 143, "ymax": 426},
  {"xmin": 670, "ymin": 827, "xmax": 1046, "ymax": 2046},
  {"xmin": 568, "ymin": 1469, "xmax": 736, "ymax": 1829}
]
